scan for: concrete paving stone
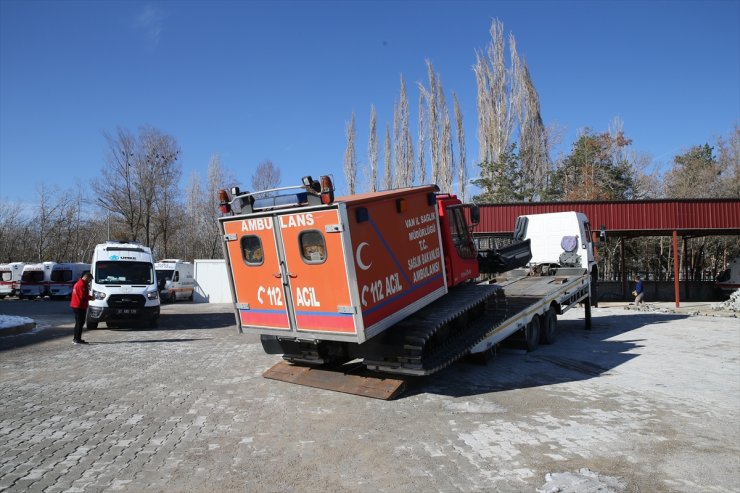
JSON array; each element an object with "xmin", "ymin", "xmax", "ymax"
[{"xmin": 2, "ymin": 301, "xmax": 739, "ymax": 491}]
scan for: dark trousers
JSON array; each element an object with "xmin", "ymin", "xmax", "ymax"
[{"xmin": 72, "ymin": 308, "xmax": 86, "ymax": 341}]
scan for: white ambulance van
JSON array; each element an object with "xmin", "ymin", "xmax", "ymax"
[
  {"xmin": 0, "ymin": 262, "xmax": 25, "ymax": 298},
  {"xmin": 87, "ymin": 241, "xmax": 160, "ymax": 329},
  {"xmin": 49, "ymin": 262, "xmax": 91, "ymax": 299},
  {"xmin": 19, "ymin": 261, "xmax": 56, "ymax": 299},
  {"xmin": 154, "ymin": 259, "xmax": 195, "ymax": 302}
]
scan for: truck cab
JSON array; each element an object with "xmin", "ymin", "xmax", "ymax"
[{"xmin": 514, "ymin": 211, "xmax": 599, "ymax": 304}]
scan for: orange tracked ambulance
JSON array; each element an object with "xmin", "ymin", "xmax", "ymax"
[
  {"xmin": 218, "ymin": 174, "xmax": 542, "ymax": 376},
  {"xmin": 219, "ymin": 176, "xmax": 451, "ymax": 346}
]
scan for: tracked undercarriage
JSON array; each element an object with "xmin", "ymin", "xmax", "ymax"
[{"xmin": 268, "ymin": 283, "xmax": 509, "ymax": 376}]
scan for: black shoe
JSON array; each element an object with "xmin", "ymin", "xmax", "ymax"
[{"xmin": 73, "ymin": 340, "xmax": 89, "ymax": 345}]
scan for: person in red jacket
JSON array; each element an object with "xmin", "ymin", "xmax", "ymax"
[{"xmin": 70, "ymin": 272, "xmax": 93, "ymax": 345}]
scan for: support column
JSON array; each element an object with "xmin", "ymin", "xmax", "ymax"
[
  {"xmin": 620, "ymin": 237, "xmax": 627, "ymax": 299},
  {"xmin": 673, "ymin": 230, "xmax": 680, "ymax": 308}
]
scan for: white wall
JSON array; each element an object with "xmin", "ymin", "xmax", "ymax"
[{"xmin": 193, "ymin": 259, "xmax": 234, "ymax": 303}]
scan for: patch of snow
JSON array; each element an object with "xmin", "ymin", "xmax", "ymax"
[
  {"xmin": 712, "ymin": 289, "xmax": 740, "ymax": 312},
  {"xmin": 538, "ymin": 468, "xmax": 627, "ymax": 493},
  {"xmin": 0, "ymin": 314, "xmax": 34, "ymax": 330}
]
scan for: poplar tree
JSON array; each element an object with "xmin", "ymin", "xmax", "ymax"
[
  {"xmin": 383, "ymin": 123, "xmax": 392, "ymax": 190},
  {"xmin": 368, "ymin": 105, "xmax": 378, "ymax": 192},
  {"xmin": 343, "ymin": 111, "xmax": 357, "ymax": 194},
  {"xmin": 453, "ymin": 93, "xmax": 467, "ymax": 200},
  {"xmin": 417, "ymin": 93, "xmax": 427, "ymax": 184}
]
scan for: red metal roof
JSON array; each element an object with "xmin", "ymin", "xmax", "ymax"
[{"xmin": 473, "ymin": 198, "xmax": 740, "ymax": 237}]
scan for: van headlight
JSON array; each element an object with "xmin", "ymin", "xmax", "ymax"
[
  {"xmin": 147, "ymin": 290, "xmax": 159, "ymax": 300},
  {"xmin": 92, "ymin": 290, "xmax": 107, "ymax": 300}
]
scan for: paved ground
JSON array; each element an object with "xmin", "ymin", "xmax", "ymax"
[{"xmin": 0, "ymin": 299, "xmax": 738, "ymax": 492}]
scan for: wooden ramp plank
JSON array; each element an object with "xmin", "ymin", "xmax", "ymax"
[{"xmin": 263, "ymin": 361, "xmax": 408, "ymax": 400}]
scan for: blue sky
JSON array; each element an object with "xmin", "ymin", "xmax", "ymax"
[{"xmin": 1, "ymin": 0, "xmax": 738, "ymax": 202}]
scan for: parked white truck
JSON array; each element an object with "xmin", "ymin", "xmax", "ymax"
[
  {"xmin": 154, "ymin": 259, "xmax": 195, "ymax": 302},
  {"xmin": 465, "ymin": 211, "xmax": 599, "ymax": 361},
  {"xmin": 0, "ymin": 262, "xmax": 25, "ymax": 298},
  {"xmin": 87, "ymin": 241, "xmax": 160, "ymax": 329},
  {"xmin": 49, "ymin": 262, "xmax": 91, "ymax": 299},
  {"xmin": 19, "ymin": 261, "xmax": 56, "ymax": 299}
]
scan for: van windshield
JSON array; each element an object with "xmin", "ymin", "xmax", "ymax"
[
  {"xmin": 51, "ymin": 270, "xmax": 73, "ymax": 282},
  {"xmin": 22, "ymin": 271, "xmax": 44, "ymax": 282},
  {"xmin": 95, "ymin": 261, "xmax": 153, "ymax": 285},
  {"xmin": 156, "ymin": 269, "xmax": 174, "ymax": 281}
]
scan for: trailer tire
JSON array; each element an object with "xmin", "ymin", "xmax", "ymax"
[
  {"xmin": 540, "ymin": 308, "xmax": 558, "ymax": 345},
  {"xmin": 525, "ymin": 315, "xmax": 541, "ymax": 351}
]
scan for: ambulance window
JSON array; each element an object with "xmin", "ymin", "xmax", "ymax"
[
  {"xmin": 241, "ymin": 235, "xmax": 264, "ymax": 266},
  {"xmin": 173, "ymin": 272, "xmax": 179, "ymax": 282},
  {"xmin": 299, "ymin": 230, "xmax": 326, "ymax": 264}
]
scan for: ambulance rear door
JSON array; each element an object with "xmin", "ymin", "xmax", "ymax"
[
  {"xmin": 222, "ymin": 213, "xmax": 291, "ymax": 332},
  {"xmin": 276, "ymin": 207, "xmax": 360, "ymax": 341}
]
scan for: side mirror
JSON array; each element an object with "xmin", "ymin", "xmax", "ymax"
[
  {"xmin": 599, "ymin": 225, "xmax": 607, "ymax": 244},
  {"xmin": 470, "ymin": 206, "xmax": 480, "ymax": 226}
]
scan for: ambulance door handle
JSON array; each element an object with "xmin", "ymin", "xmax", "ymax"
[
  {"xmin": 273, "ymin": 273, "xmax": 282, "ymax": 278},
  {"xmin": 287, "ymin": 273, "xmax": 298, "ymax": 279}
]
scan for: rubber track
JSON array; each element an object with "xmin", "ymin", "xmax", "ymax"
[{"xmin": 363, "ymin": 283, "xmax": 508, "ymax": 376}]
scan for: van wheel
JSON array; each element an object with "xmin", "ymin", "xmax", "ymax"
[
  {"xmin": 87, "ymin": 320, "xmax": 98, "ymax": 330},
  {"xmin": 188, "ymin": 291, "xmax": 194, "ymax": 302},
  {"xmin": 540, "ymin": 308, "xmax": 558, "ymax": 345},
  {"xmin": 525, "ymin": 316, "xmax": 541, "ymax": 351}
]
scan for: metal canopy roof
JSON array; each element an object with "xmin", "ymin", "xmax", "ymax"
[{"xmin": 473, "ymin": 198, "xmax": 740, "ymax": 237}]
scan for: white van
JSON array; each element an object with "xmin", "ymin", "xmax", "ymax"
[
  {"xmin": 87, "ymin": 241, "xmax": 160, "ymax": 329},
  {"xmin": 19, "ymin": 261, "xmax": 56, "ymax": 299},
  {"xmin": 0, "ymin": 262, "xmax": 25, "ymax": 298},
  {"xmin": 716, "ymin": 256, "xmax": 740, "ymax": 293},
  {"xmin": 49, "ymin": 262, "xmax": 91, "ymax": 299},
  {"xmin": 155, "ymin": 259, "xmax": 194, "ymax": 302}
]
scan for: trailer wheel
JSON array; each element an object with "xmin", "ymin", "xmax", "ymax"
[
  {"xmin": 540, "ymin": 308, "xmax": 558, "ymax": 345},
  {"xmin": 525, "ymin": 316, "xmax": 541, "ymax": 351}
]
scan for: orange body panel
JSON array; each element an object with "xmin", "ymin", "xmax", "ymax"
[{"xmin": 220, "ymin": 186, "xmax": 448, "ymax": 344}]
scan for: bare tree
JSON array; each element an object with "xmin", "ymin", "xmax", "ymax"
[
  {"xmin": 439, "ymin": 81, "xmax": 454, "ymax": 193},
  {"xmin": 515, "ymin": 59, "xmax": 548, "ymax": 201},
  {"xmin": 474, "ymin": 19, "xmax": 517, "ymax": 180},
  {"xmin": 0, "ymin": 200, "xmax": 24, "ymax": 262},
  {"xmin": 367, "ymin": 105, "xmax": 379, "ymax": 192},
  {"xmin": 251, "ymin": 160, "xmax": 282, "ymax": 192},
  {"xmin": 93, "ymin": 126, "xmax": 179, "ymax": 248},
  {"xmin": 343, "ymin": 111, "xmax": 358, "ymax": 194},
  {"xmin": 417, "ymin": 93, "xmax": 427, "ymax": 184},
  {"xmin": 203, "ymin": 154, "xmax": 233, "ymax": 258},
  {"xmin": 383, "ymin": 123, "xmax": 392, "ymax": 190},
  {"xmin": 419, "ymin": 60, "xmax": 441, "ymax": 184},
  {"xmin": 392, "ymin": 99, "xmax": 401, "ymax": 187},
  {"xmin": 394, "ymin": 75, "xmax": 414, "ymax": 187},
  {"xmin": 453, "ymin": 92, "xmax": 467, "ymax": 200},
  {"xmin": 94, "ymin": 127, "xmax": 140, "ymax": 242}
]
